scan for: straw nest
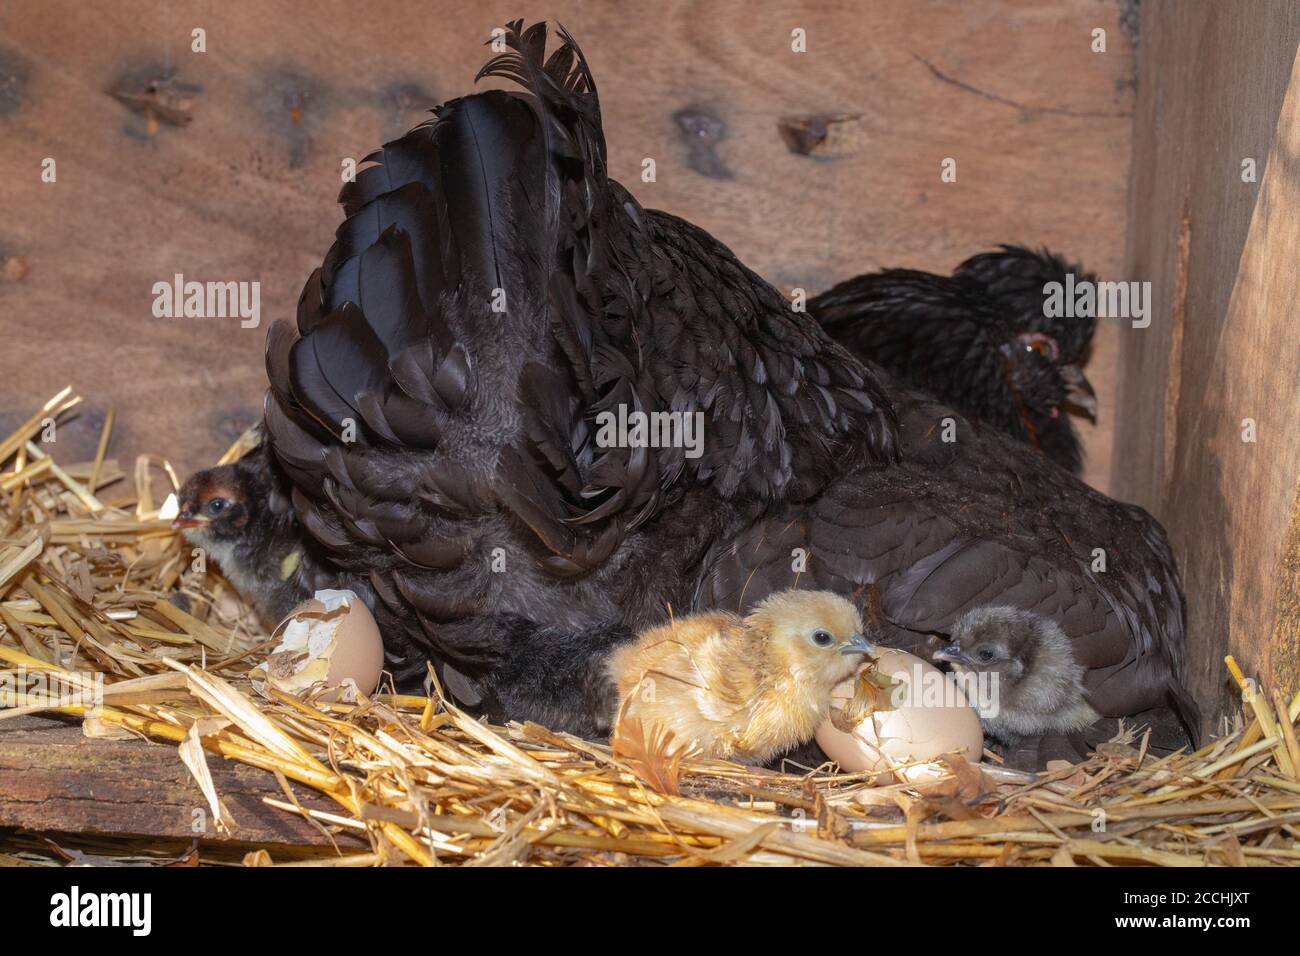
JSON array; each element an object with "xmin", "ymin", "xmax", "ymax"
[{"xmin": 2, "ymin": 389, "xmax": 1298, "ymax": 867}]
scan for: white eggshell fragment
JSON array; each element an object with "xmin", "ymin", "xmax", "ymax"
[
  {"xmin": 252, "ymin": 589, "xmax": 384, "ymax": 702},
  {"xmin": 815, "ymin": 648, "xmax": 984, "ymax": 782}
]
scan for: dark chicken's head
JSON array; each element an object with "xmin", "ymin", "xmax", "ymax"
[
  {"xmin": 957, "ymin": 245, "xmax": 1099, "ymax": 428},
  {"xmin": 980, "ymin": 321, "xmax": 1094, "ymax": 477},
  {"xmin": 999, "ymin": 330, "xmax": 1096, "ymax": 427},
  {"xmin": 931, "ymin": 605, "xmax": 1071, "ymax": 692},
  {"xmin": 173, "ymin": 464, "xmax": 257, "ymax": 546},
  {"xmin": 169, "ymin": 446, "xmax": 311, "ymax": 625}
]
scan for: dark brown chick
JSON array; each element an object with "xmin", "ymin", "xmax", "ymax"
[
  {"xmin": 931, "ymin": 605, "xmax": 1098, "ymax": 748},
  {"xmin": 607, "ymin": 590, "xmax": 874, "ymax": 764},
  {"xmin": 173, "ymin": 447, "xmax": 313, "ymax": 624}
]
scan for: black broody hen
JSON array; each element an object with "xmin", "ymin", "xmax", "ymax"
[
  {"xmin": 810, "ymin": 247, "xmax": 1098, "ymax": 474},
  {"xmin": 211, "ymin": 21, "xmax": 1195, "ymax": 759}
]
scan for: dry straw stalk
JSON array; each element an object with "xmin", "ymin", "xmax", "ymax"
[{"xmin": 1, "ymin": 391, "xmax": 1297, "ymax": 866}]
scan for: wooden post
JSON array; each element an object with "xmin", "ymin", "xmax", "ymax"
[
  {"xmin": 0, "ymin": 716, "xmax": 365, "ymax": 850},
  {"xmin": 1115, "ymin": 1, "xmax": 1300, "ymax": 730}
]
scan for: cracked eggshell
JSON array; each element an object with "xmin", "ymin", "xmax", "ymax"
[
  {"xmin": 815, "ymin": 648, "xmax": 984, "ymax": 782},
  {"xmin": 252, "ymin": 589, "xmax": 384, "ymax": 702}
]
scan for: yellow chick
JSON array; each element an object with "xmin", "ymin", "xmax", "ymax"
[{"xmin": 607, "ymin": 590, "xmax": 874, "ymax": 764}]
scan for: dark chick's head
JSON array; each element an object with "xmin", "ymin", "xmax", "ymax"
[
  {"xmin": 931, "ymin": 606, "xmax": 1064, "ymax": 690},
  {"xmin": 174, "ymin": 464, "xmax": 257, "ymax": 545}
]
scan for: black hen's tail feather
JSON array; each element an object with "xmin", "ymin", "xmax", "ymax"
[{"xmin": 474, "ymin": 21, "xmax": 670, "ymax": 565}]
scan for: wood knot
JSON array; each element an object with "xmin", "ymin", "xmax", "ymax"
[
  {"xmin": 777, "ymin": 113, "xmax": 860, "ymax": 158},
  {"xmin": 111, "ymin": 66, "xmax": 201, "ymax": 133},
  {"xmin": 673, "ymin": 106, "xmax": 732, "ymax": 180},
  {"xmin": 0, "ymin": 46, "xmax": 29, "ymax": 114}
]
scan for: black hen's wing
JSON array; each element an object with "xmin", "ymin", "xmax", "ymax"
[
  {"xmin": 695, "ymin": 373, "xmax": 1197, "ymax": 742},
  {"xmin": 630, "ymin": 206, "xmax": 900, "ymax": 499},
  {"xmin": 263, "ymin": 25, "xmax": 590, "ymax": 682}
]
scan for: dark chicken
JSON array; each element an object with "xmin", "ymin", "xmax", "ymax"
[
  {"xmin": 931, "ymin": 606, "xmax": 1099, "ymax": 765},
  {"xmin": 182, "ymin": 21, "xmax": 1196, "ymax": 758},
  {"xmin": 174, "ymin": 447, "xmax": 327, "ymax": 624},
  {"xmin": 810, "ymin": 246, "xmax": 1098, "ymax": 474}
]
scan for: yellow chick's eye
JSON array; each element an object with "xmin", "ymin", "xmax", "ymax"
[{"xmin": 810, "ymin": 629, "xmax": 834, "ymax": 648}]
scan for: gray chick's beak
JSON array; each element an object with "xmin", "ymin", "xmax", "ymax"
[
  {"xmin": 840, "ymin": 632, "xmax": 875, "ymax": 655},
  {"xmin": 931, "ymin": 643, "xmax": 966, "ymax": 665},
  {"xmin": 1059, "ymin": 364, "xmax": 1097, "ymax": 422}
]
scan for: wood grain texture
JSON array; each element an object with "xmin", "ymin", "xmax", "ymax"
[
  {"xmin": 1115, "ymin": 0, "xmax": 1300, "ymax": 726},
  {"xmin": 0, "ymin": 0, "xmax": 1132, "ymax": 488},
  {"xmin": 0, "ymin": 716, "xmax": 363, "ymax": 847}
]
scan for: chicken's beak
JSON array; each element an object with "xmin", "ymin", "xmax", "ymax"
[
  {"xmin": 840, "ymin": 633, "xmax": 875, "ymax": 655},
  {"xmin": 171, "ymin": 514, "xmax": 206, "ymax": 531},
  {"xmin": 1059, "ymin": 364, "xmax": 1097, "ymax": 422},
  {"xmin": 931, "ymin": 643, "xmax": 968, "ymax": 665}
]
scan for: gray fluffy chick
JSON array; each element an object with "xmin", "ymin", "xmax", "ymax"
[{"xmin": 932, "ymin": 605, "xmax": 1099, "ymax": 747}]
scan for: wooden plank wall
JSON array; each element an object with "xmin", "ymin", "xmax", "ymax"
[
  {"xmin": 0, "ymin": 0, "xmax": 1133, "ymax": 487},
  {"xmin": 1115, "ymin": 1, "xmax": 1300, "ymax": 728}
]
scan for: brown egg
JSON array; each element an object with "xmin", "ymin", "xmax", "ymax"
[
  {"xmin": 815, "ymin": 648, "xmax": 984, "ymax": 782},
  {"xmin": 251, "ymin": 590, "xmax": 384, "ymax": 702}
]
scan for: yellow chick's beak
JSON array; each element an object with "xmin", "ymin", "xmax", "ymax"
[{"xmin": 840, "ymin": 633, "xmax": 875, "ymax": 655}]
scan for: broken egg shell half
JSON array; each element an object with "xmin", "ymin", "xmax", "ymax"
[
  {"xmin": 252, "ymin": 591, "xmax": 384, "ymax": 702},
  {"xmin": 815, "ymin": 647, "xmax": 984, "ymax": 783}
]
